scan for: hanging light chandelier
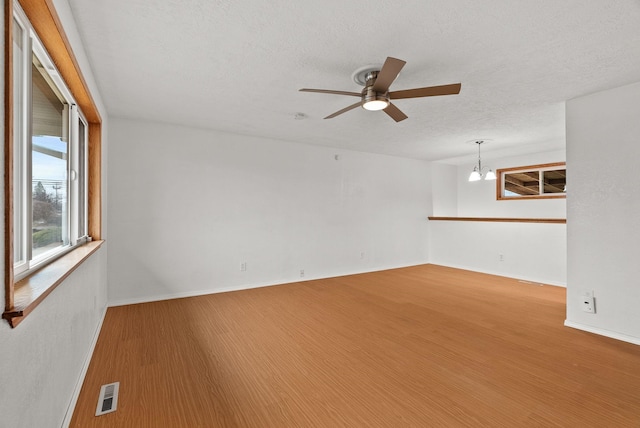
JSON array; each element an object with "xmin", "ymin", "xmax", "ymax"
[{"xmin": 468, "ymin": 140, "xmax": 496, "ymax": 181}]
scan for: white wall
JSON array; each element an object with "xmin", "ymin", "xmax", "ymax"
[
  {"xmin": 0, "ymin": 250, "xmax": 107, "ymax": 427},
  {"xmin": 565, "ymin": 80, "xmax": 640, "ymax": 345},
  {"xmin": 429, "ymin": 221, "xmax": 566, "ymax": 286},
  {"xmin": 0, "ymin": 1, "xmax": 109, "ymax": 426},
  {"xmin": 107, "ymin": 118, "xmax": 431, "ymax": 305},
  {"xmin": 431, "ymin": 162, "xmax": 458, "ymax": 216},
  {"xmin": 429, "ymin": 149, "xmax": 567, "ymax": 286}
]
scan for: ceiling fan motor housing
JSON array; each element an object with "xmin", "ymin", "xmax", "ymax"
[
  {"xmin": 362, "ymin": 86, "xmax": 389, "ymax": 108},
  {"xmin": 362, "ymin": 71, "xmax": 390, "ymax": 110}
]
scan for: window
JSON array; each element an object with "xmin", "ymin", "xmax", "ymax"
[
  {"xmin": 496, "ymin": 162, "xmax": 566, "ymax": 200},
  {"xmin": 4, "ymin": 0, "xmax": 102, "ymax": 328},
  {"xmin": 12, "ymin": 4, "xmax": 88, "ymax": 280}
]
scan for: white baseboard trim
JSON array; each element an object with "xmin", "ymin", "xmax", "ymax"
[
  {"xmin": 107, "ymin": 262, "xmax": 429, "ymax": 307},
  {"xmin": 108, "ymin": 280, "xmax": 287, "ymax": 307},
  {"xmin": 61, "ymin": 305, "xmax": 108, "ymax": 428},
  {"xmin": 564, "ymin": 320, "xmax": 640, "ymax": 346},
  {"xmin": 428, "ymin": 261, "xmax": 567, "ymax": 288}
]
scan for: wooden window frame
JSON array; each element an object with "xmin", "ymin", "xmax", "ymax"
[
  {"xmin": 3, "ymin": 0, "xmax": 102, "ymax": 328},
  {"xmin": 496, "ymin": 162, "xmax": 566, "ymax": 201},
  {"xmin": 428, "ymin": 217, "xmax": 566, "ymax": 224}
]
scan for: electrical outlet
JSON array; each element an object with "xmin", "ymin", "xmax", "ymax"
[
  {"xmin": 300, "ymin": 269, "xmax": 305, "ymax": 277},
  {"xmin": 582, "ymin": 296, "xmax": 596, "ymax": 313},
  {"xmin": 240, "ymin": 262, "xmax": 247, "ymax": 272},
  {"xmin": 499, "ymin": 254, "xmax": 504, "ymax": 262}
]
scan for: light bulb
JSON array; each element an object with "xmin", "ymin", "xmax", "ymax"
[
  {"xmin": 469, "ymin": 169, "xmax": 481, "ymax": 182},
  {"xmin": 484, "ymin": 170, "xmax": 496, "ymax": 180},
  {"xmin": 362, "ymin": 100, "xmax": 389, "ymax": 111}
]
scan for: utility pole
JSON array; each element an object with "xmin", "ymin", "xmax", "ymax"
[{"xmin": 52, "ymin": 183, "xmax": 62, "ymax": 210}]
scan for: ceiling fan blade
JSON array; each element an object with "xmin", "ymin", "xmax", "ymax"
[
  {"xmin": 372, "ymin": 57, "xmax": 406, "ymax": 93},
  {"xmin": 389, "ymin": 83, "xmax": 461, "ymax": 100},
  {"xmin": 383, "ymin": 103, "xmax": 408, "ymax": 122},
  {"xmin": 299, "ymin": 88, "xmax": 361, "ymax": 97},
  {"xmin": 324, "ymin": 101, "xmax": 362, "ymax": 119}
]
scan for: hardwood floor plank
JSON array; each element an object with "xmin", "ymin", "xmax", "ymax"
[{"xmin": 71, "ymin": 264, "xmax": 640, "ymax": 427}]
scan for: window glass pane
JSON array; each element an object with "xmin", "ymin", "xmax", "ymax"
[
  {"xmin": 497, "ymin": 163, "xmax": 566, "ymax": 200},
  {"xmin": 31, "ymin": 59, "xmax": 68, "ymax": 259},
  {"xmin": 13, "ymin": 20, "xmax": 25, "ymax": 265},
  {"xmin": 542, "ymin": 169, "xmax": 566, "ymax": 194},
  {"xmin": 503, "ymin": 171, "xmax": 540, "ymax": 196}
]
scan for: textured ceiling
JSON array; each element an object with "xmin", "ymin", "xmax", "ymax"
[{"xmin": 67, "ymin": 0, "xmax": 640, "ymax": 162}]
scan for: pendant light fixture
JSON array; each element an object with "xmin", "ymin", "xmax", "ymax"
[{"xmin": 469, "ymin": 140, "xmax": 496, "ymax": 181}]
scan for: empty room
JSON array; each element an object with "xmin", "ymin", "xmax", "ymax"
[{"xmin": 2, "ymin": 0, "xmax": 640, "ymax": 427}]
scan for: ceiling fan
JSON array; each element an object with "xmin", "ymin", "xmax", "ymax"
[{"xmin": 299, "ymin": 57, "xmax": 461, "ymax": 122}]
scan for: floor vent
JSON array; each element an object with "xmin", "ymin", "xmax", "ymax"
[{"xmin": 95, "ymin": 382, "xmax": 119, "ymax": 416}]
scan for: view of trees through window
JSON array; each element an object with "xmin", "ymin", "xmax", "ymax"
[
  {"xmin": 30, "ymin": 56, "xmax": 69, "ymax": 260},
  {"xmin": 32, "ymin": 135, "xmax": 68, "ymax": 259}
]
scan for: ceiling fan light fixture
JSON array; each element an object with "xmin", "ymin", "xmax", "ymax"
[
  {"xmin": 299, "ymin": 56, "xmax": 461, "ymax": 122},
  {"xmin": 362, "ymin": 85, "xmax": 390, "ymax": 111},
  {"xmin": 363, "ymin": 99, "xmax": 389, "ymax": 111}
]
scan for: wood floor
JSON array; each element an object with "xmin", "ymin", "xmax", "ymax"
[{"xmin": 71, "ymin": 264, "xmax": 640, "ymax": 427}]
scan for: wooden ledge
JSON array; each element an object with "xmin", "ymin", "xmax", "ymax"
[
  {"xmin": 3, "ymin": 240, "xmax": 104, "ymax": 328},
  {"xmin": 428, "ymin": 217, "xmax": 566, "ymax": 224}
]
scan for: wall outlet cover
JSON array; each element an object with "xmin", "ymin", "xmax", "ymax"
[{"xmin": 582, "ymin": 296, "xmax": 596, "ymax": 313}]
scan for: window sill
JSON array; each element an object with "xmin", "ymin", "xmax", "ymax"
[
  {"xmin": 3, "ymin": 240, "xmax": 104, "ymax": 328},
  {"xmin": 428, "ymin": 217, "xmax": 566, "ymax": 224}
]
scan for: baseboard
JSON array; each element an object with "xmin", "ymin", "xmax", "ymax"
[
  {"xmin": 108, "ymin": 262, "xmax": 565, "ymax": 308},
  {"xmin": 564, "ymin": 320, "xmax": 640, "ymax": 346},
  {"xmin": 428, "ymin": 261, "xmax": 567, "ymax": 288},
  {"xmin": 61, "ymin": 305, "xmax": 108, "ymax": 428},
  {"xmin": 107, "ymin": 262, "xmax": 429, "ymax": 307},
  {"xmin": 108, "ymin": 280, "xmax": 285, "ymax": 307}
]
